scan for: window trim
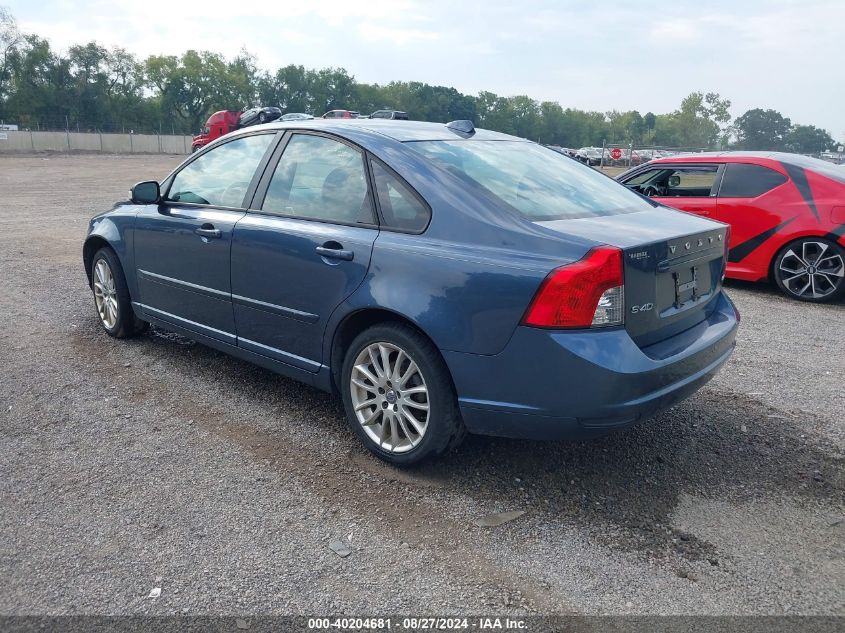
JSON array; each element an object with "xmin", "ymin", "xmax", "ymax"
[
  {"xmin": 246, "ymin": 129, "xmax": 380, "ymax": 230},
  {"xmin": 367, "ymin": 153, "xmax": 432, "ymax": 235},
  {"xmin": 159, "ymin": 130, "xmax": 282, "ymax": 212},
  {"xmin": 715, "ymin": 161, "xmax": 789, "ymax": 199}
]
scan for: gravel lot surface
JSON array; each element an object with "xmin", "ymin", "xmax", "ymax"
[{"xmin": 1, "ymin": 154, "xmax": 843, "ymax": 616}]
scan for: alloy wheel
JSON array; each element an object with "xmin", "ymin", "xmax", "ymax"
[
  {"xmin": 93, "ymin": 258, "xmax": 118, "ymax": 329},
  {"xmin": 777, "ymin": 240, "xmax": 844, "ymax": 300},
  {"xmin": 349, "ymin": 342, "xmax": 430, "ymax": 454}
]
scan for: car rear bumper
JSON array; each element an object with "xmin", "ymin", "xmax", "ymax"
[{"xmin": 443, "ymin": 291, "xmax": 739, "ymax": 440}]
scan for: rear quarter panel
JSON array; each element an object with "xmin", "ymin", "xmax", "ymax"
[{"xmin": 328, "ymin": 136, "xmax": 598, "ymax": 356}]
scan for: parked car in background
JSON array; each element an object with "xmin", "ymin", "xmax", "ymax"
[
  {"xmin": 281, "ymin": 113, "xmax": 314, "ymax": 121},
  {"xmin": 239, "ymin": 106, "xmax": 282, "ymax": 127},
  {"xmin": 369, "ymin": 110, "xmax": 409, "ymax": 120},
  {"xmin": 84, "ymin": 118, "xmax": 737, "ymax": 465},
  {"xmin": 618, "ymin": 152, "xmax": 845, "ymax": 302},
  {"xmin": 575, "ymin": 147, "xmax": 603, "ymax": 166},
  {"xmin": 322, "ymin": 110, "xmax": 360, "ymax": 119}
]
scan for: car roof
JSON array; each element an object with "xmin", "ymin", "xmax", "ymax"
[
  {"xmin": 254, "ymin": 118, "xmax": 523, "ymax": 142},
  {"xmin": 652, "ymin": 150, "xmax": 823, "ymax": 167}
]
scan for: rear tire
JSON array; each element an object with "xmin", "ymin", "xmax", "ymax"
[
  {"xmin": 91, "ymin": 247, "xmax": 148, "ymax": 338},
  {"xmin": 341, "ymin": 323, "xmax": 465, "ymax": 466},
  {"xmin": 772, "ymin": 237, "xmax": 845, "ymax": 302}
]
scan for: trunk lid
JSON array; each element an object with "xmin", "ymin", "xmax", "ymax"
[{"xmin": 536, "ymin": 207, "xmax": 729, "ymax": 347}]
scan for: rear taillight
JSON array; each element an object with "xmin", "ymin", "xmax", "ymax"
[{"xmin": 522, "ymin": 246, "xmax": 625, "ymax": 329}]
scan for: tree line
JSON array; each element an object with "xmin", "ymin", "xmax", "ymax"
[{"xmin": 0, "ymin": 7, "xmax": 837, "ymax": 153}]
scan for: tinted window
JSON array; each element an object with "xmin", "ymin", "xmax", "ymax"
[
  {"xmin": 262, "ymin": 134, "xmax": 375, "ymax": 224},
  {"xmin": 168, "ymin": 134, "xmax": 274, "ymax": 207},
  {"xmin": 719, "ymin": 163, "xmax": 788, "ymax": 197},
  {"xmin": 371, "ymin": 160, "xmax": 430, "ymax": 232},
  {"xmin": 410, "ymin": 140, "xmax": 653, "ymax": 220}
]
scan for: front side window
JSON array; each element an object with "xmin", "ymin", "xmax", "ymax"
[
  {"xmin": 262, "ymin": 134, "xmax": 375, "ymax": 224},
  {"xmin": 719, "ymin": 163, "xmax": 788, "ymax": 198},
  {"xmin": 622, "ymin": 165, "xmax": 718, "ymax": 198},
  {"xmin": 661, "ymin": 167, "xmax": 719, "ymax": 197},
  {"xmin": 409, "ymin": 140, "xmax": 653, "ymax": 221},
  {"xmin": 167, "ymin": 134, "xmax": 274, "ymax": 207},
  {"xmin": 371, "ymin": 160, "xmax": 430, "ymax": 232}
]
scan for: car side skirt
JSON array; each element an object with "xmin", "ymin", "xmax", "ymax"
[{"xmin": 137, "ymin": 303, "xmax": 334, "ymax": 392}]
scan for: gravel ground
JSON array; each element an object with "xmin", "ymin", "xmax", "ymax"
[{"xmin": 0, "ymin": 154, "xmax": 843, "ymax": 616}]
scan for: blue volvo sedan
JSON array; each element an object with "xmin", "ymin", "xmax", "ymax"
[{"xmin": 83, "ymin": 119, "xmax": 739, "ymax": 465}]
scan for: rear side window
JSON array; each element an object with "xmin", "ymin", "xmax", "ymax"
[
  {"xmin": 370, "ymin": 160, "xmax": 431, "ymax": 232},
  {"xmin": 261, "ymin": 134, "xmax": 375, "ymax": 225},
  {"xmin": 719, "ymin": 163, "xmax": 787, "ymax": 198},
  {"xmin": 167, "ymin": 134, "xmax": 274, "ymax": 207}
]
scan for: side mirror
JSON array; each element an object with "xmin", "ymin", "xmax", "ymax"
[{"xmin": 131, "ymin": 181, "xmax": 160, "ymax": 204}]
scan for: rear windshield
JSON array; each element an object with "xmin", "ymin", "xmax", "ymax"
[{"xmin": 408, "ymin": 140, "xmax": 653, "ymax": 220}]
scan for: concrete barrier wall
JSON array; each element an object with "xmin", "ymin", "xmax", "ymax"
[{"xmin": 0, "ymin": 130, "xmax": 192, "ymax": 154}]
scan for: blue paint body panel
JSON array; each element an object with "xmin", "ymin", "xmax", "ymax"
[{"xmin": 84, "ymin": 119, "xmax": 739, "ymax": 440}]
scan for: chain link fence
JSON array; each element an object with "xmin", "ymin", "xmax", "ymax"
[{"xmin": 0, "ymin": 115, "xmax": 195, "ymax": 136}]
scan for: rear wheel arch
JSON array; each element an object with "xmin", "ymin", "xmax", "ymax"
[
  {"xmin": 766, "ymin": 230, "xmax": 831, "ymax": 281},
  {"xmin": 329, "ymin": 308, "xmax": 448, "ymax": 395}
]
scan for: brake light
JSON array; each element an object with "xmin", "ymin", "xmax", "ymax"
[{"xmin": 522, "ymin": 246, "xmax": 625, "ymax": 329}]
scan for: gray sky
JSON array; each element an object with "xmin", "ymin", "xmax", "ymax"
[{"xmin": 8, "ymin": 0, "xmax": 844, "ymax": 141}]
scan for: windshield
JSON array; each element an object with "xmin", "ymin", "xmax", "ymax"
[{"xmin": 408, "ymin": 140, "xmax": 654, "ymax": 220}]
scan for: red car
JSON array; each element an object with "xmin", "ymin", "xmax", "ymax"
[{"xmin": 618, "ymin": 152, "xmax": 845, "ymax": 302}]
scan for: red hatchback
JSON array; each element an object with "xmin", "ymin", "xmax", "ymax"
[{"xmin": 618, "ymin": 152, "xmax": 845, "ymax": 302}]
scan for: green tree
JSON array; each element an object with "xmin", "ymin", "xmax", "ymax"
[
  {"xmin": 0, "ymin": 5, "xmax": 21, "ymax": 107},
  {"xmin": 734, "ymin": 108, "xmax": 792, "ymax": 150},
  {"xmin": 784, "ymin": 124, "xmax": 835, "ymax": 154}
]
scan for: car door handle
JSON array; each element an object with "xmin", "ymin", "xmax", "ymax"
[
  {"xmin": 316, "ymin": 245, "xmax": 354, "ymax": 261},
  {"xmin": 195, "ymin": 226, "xmax": 222, "ymax": 239}
]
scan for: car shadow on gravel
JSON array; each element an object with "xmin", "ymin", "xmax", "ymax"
[
  {"xmin": 90, "ymin": 323, "xmax": 844, "ymax": 565},
  {"xmin": 724, "ymin": 278, "xmax": 845, "ymax": 305},
  {"xmin": 427, "ymin": 389, "xmax": 844, "ymax": 562}
]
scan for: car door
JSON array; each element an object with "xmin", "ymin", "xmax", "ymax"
[
  {"xmin": 714, "ymin": 161, "xmax": 790, "ymax": 249},
  {"xmin": 647, "ymin": 164, "xmax": 722, "ymax": 217},
  {"xmin": 133, "ymin": 132, "xmax": 278, "ymax": 344},
  {"xmin": 230, "ymin": 132, "xmax": 379, "ymax": 371}
]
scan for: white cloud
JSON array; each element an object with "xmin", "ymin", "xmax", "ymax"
[{"xmin": 7, "ymin": 0, "xmax": 844, "ymax": 138}]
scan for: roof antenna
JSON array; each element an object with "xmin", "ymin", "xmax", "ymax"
[{"xmin": 446, "ymin": 120, "xmax": 475, "ymax": 136}]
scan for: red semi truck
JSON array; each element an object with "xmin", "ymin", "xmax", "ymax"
[
  {"xmin": 191, "ymin": 111, "xmax": 241, "ymax": 152},
  {"xmin": 191, "ymin": 106, "xmax": 283, "ymax": 152}
]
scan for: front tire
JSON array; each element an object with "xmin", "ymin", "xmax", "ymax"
[
  {"xmin": 773, "ymin": 237, "xmax": 845, "ymax": 302},
  {"xmin": 91, "ymin": 247, "xmax": 148, "ymax": 338},
  {"xmin": 341, "ymin": 323, "xmax": 465, "ymax": 466}
]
